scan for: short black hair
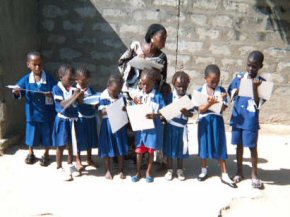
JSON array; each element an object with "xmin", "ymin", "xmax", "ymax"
[
  {"xmin": 107, "ymin": 74, "xmax": 124, "ymax": 87},
  {"xmin": 204, "ymin": 64, "xmax": 220, "ymax": 77},
  {"xmin": 26, "ymin": 51, "xmax": 42, "ymax": 61},
  {"xmin": 248, "ymin": 50, "xmax": 264, "ymax": 64},
  {"xmin": 145, "ymin": 23, "xmax": 166, "ymax": 43},
  {"xmin": 57, "ymin": 64, "xmax": 75, "ymax": 79},
  {"xmin": 172, "ymin": 71, "xmax": 190, "ymax": 85},
  {"xmin": 76, "ymin": 66, "xmax": 91, "ymax": 78},
  {"xmin": 141, "ymin": 68, "xmax": 159, "ymax": 83}
]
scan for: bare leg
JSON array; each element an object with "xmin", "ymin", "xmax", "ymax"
[
  {"xmin": 118, "ymin": 156, "xmax": 125, "ymax": 179},
  {"xmin": 56, "ymin": 147, "xmax": 64, "ymax": 169},
  {"xmin": 236, "ymin": 145, "xmax": 244, "ymax": 177},
  {"xmin": 135, "ymin": 153, "xmax": 142, "ymax": 178},
  {"xmin": 67, "ymin": 143, "xmax": 73, "ymax": 165},
  {"xmin": 104, "ymin": 157, "xmax": 113, "ymax": 180},
  {"xmin": 167, "ymin": 158, "xmax": 173, "ymax": 170},
  {"xmin": 219, "ymin": 160, "xmax": 227, "ymax": 173},
  {"xmin": 28, "ymin": 147, "xmax": 34, "ymax": 156},
  {"xmin": 76, "ymin": 152, "xmax": 84, "ymax": 171},
  {"xmin": 250, "ymin": 147, "xmax": 258, "ymax": 180},
  {"xmin": 177, "ymin": 158, "xmax": 183, "ymax": 170},
  {"xmin": 87, "ymin": 148, "xmax": 98, "ymax": 167},
  {"xmin": 43, "ymin": 148, "xmax": 49, "ymax": 157},
  {"xmin": 146, "ymin": 153, "xmax": 154, "ymax": 178}
]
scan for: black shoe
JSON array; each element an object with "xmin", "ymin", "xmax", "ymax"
[
  {"xmin": 197, "ymin": 174, "xmax": 208, "ymax": 181},
  {"xmin": 25, "ymin": 154, "xmax": 36, "ymax": 164},
  {"xmin": 221, "ymin": 178, "xmax": 238, "ymax": 188},
  {"xmin": 40, "ymin": 155, "xmax": 50, "ymax": 167}
]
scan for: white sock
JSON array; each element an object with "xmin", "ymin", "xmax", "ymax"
[
  {"xmin": 199, "ymin": 167, "xmax": 207, "ymax": 177},
  {"xmin": 222, "ymin": 173, "xmax": 233, "ymax": 183}
]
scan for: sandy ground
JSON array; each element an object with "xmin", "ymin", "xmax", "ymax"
[{"xmin": 0, "ymin": 124, "xmax": 290, "ymax": 217}]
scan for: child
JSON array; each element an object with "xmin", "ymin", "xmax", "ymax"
[
  {"xmin": 52, "ymin": 64, "xmax": 84, "ymax": 181},
  {"xmin": 197, "ymin": 64, "xmax": 237, "ymax": 188},
  {"xmin": 131, "ymin": 69, "xmax": 165, "ymax": 183},
  {"xmin": 228, "ymin": 51, "xmax": 265, "ymax": 189},
  {"xmin": 163, "ymin": 71, "xmax": 193, "ymax": 181},
  {"xmin": 75, "ymin": 67, "xmax": 99, "ymax": 169},
  {"xmin": 98, "ymin": 74, "xmax": 128, "ymax": 180},
  {"xmin": 13, "ymin": 51, "xmax": 56, "ymax": 166}
]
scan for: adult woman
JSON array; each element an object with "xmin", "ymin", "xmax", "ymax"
[{"xmin": 118, "ymin": 23, "xmax": 168, "ymax": 95}]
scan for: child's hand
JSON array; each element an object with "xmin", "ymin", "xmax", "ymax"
[
  {"xmin": 146, "ymin": 113, "xmax": 156, "ymax": 119},
  {"xmin": 180, "ymin": 108, "xmax": 192, "ymax": 117},
  {"xmin": 12, "ymin": 88, "xmax": 21, "ymax": 96},
  {"xmin": 101, "ymin": 108, "xmax": 107, "ymax": 116},
  {"xmin": 253, "ymin": 79, "xmax": 262, "ymax": 89},
  {"xmin": 207, "ymin": 96, "xmax": 219, "ymax": 105},
  {"xmin": 122, "ymin": 106, "xmax": 127, "ymax": 112},
  {"xmin": 133, "ymin": 97, "xmax": 141, "ymax": 104},
  {"xmin": 220, "ymin": 92, "xmax": 227, "ymax": 101},
  {"xmin": 44, "ymin": 92, "xmax": 53, "ymax": 97}
]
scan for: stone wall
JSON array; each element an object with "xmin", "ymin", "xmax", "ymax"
[
  {"xmin": 39, "ymin": 0, "xmax": 290, "ymax": 124},
  {"xmin": 0, "ymin": 0, "xmax": 40, "ymax": 138}
]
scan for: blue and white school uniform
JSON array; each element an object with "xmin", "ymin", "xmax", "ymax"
[
  {"xmin": 134, "ymin": 89, "xmax": 165, "ymax": 150},
  {"xmin": 197, "ymin": 84, "xmax": 228, "ymax": 160},
  {"xmin": 52, "ymin": 82, "xmax": 78, "ymax": 149},
  {"xmin": 98, "ymin": 89, "xmax": 128, "ymax": 158},
  {"xmin": 228, "ymin": 72, "xmax": 266, "ymax": 148},
  {"xmin": 76, "ymin": 84, "xmax": 98, "ymax": 152},
  {"xmin": 15, "ymin": 71, "xmax": 56, "ymax": 147},
  {"xmin": 163, "ymin": 91, "xmax": 190, "ymax": 159}
]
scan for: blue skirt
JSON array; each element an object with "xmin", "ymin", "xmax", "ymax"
[
  {"xmin": 163, "ymin": 124, "xmax": 188, "ymax": 159},
  {"xmin": 52, "ymin": 116, "xmax": 74, "ymax": 147},
  {"xmin": 198, "ymin": 114, "xmax": 227, "ymax": 160},
  {"xmin": 135, "ymin": 118, "xmax": 163, "ymax": 150},
  {"xmin": 26, "ymin": 121, "xmax": 53, "ymax": 147},
  {"xmin": 76, "ymin": 117, "xmax": 98, "ymax": 151},
  {"xmin": 99, "ymin": 118, "xmax": 128, "ymax": 158}
]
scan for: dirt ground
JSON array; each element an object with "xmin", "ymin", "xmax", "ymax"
[{"xmin": 0, "ymin": 124, "xmax": 289, "ymax": 217}]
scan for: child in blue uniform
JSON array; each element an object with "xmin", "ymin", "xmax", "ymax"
[
  {"xmin": 197, "ymin": 64, "xmax": 237, "ymax": 188},
  {"xmin": 52, "ymin": 64, "xmax": 84, "ymax": 181},
  {"xmin": 99, "ymin": 74, "xmax": 128, "ymax": 180},
  {"xmin": 228, "ymin": 51, "xmax": 266, "ymax": 189},
  {"xmin": 13, "ymin": 51, "xmax": 56, "ymax": 166},
  {"xmin": 131, "ymin": 69, "xmax": 165, "ymax": 183},
  {"xmin": 75, "ymin": 67, "xmax": 98, "ymax": 169},
  {"xmin": 163, "ymin": 71, "xmax": 193, "ymax": 181}
]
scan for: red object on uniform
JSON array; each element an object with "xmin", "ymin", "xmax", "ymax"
[{"xmin": 135, "ymin": 144, "xmax": 155, "ymax": 154}]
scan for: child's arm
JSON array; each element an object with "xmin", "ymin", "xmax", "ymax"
[
  {"xmin": 60, "ymin": 89, "xmax": 83, "ymax": 109},
  {"xmin": 253, "ymin": 79, "xmax": 262, "ymax": 107},
  {"xmin": 220, "ymin": 92, "xmax": 228, "ymax": 112},
  {"xmin": 199, "ymin": 96, "xmax": 219, "ymax": 114},
  {"xmin": 180, "ymin": 108, "xmax": 193, "ymax": 118}
]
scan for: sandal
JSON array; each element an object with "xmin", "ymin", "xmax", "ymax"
[
  {"xmin": 252, "ymin": 179, "xmax": 264, "ymax": 190},
  {"xmin": 40, "ymin": 155, "xmax": 50, "ymax": 167},
  {"xmin": 146, "ymin": 176, "xmax": 154, "ymax": 183},
  {"xmin": 232, "ymin": 175, "xmax": 244, "ymax": 183},
  {"xmin": 25, "ymin": 154, "xmax": 36, "ymax": 164},
  {"xmin": 131, "ymin": 175, "xmax": 141, "ymax": 182}
]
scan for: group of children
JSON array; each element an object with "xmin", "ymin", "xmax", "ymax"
[{"xmin": 12, "ymin": 49, "xmax": 266, "ymax": 189}]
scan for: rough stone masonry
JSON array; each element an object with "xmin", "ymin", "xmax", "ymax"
[{"xmin": 0, "ymin": 0, "xmax": 290, "ymax": 141}]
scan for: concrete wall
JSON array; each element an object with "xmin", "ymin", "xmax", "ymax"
[
  {"xmin": 1, "ymin": 0, "xmax": 290, "ymax": 139},
  {"xmin": 0, "ymin": 0, "xmax": 40, "ymax": 138},
  {"xmin": 39, "ymin": 0, "xmax": 290, "ymax": 124}
]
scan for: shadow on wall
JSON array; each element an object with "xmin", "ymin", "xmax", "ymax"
[
  {"xmin": 39, "ymin": 0, "xmax": 127, "ymax": 90},
  {"xmin": 255, "ymin": 0, "xmax": 290, "ymax": 44}
]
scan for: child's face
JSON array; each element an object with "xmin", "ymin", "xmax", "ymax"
[
  {"xmin": 76, "ymin": 74, "xmax": 90, "ymax": 89},
  {"xmin": 205, "ymin": 72, "xmax": 220, "ymax": 89},
  {"xmin": 246, "ymin": 57, "xmax": 262, "ymax": 78},
  {"xmin": 108, "ymin": 82, "xmax": 121, "ymax": 99},
  {"xmin": 141, "ymin": 75, "xmax": 155, "ymax": 94},
  {"xmin": 174, "ymin": 77, "xmax": 188, "ymax": 96},
  {"xmin": 27, "ymin": 56, "xmax": 43, "ymax": 76},
  {"xmin": 60, "ymin": 71, "xmax": 75, "ymax": 88},
  {"xmin": 152, "ymin": 30, "xmax": 167, "ymax": 50}
]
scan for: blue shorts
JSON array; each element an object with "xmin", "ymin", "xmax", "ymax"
[
  {"xmin": 25, "ymin": 121, "xmax": 53, "ymax": 147},
  {"xmin": 231, "ymin": 127, "xmax": 258, "ymax": 148}
]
